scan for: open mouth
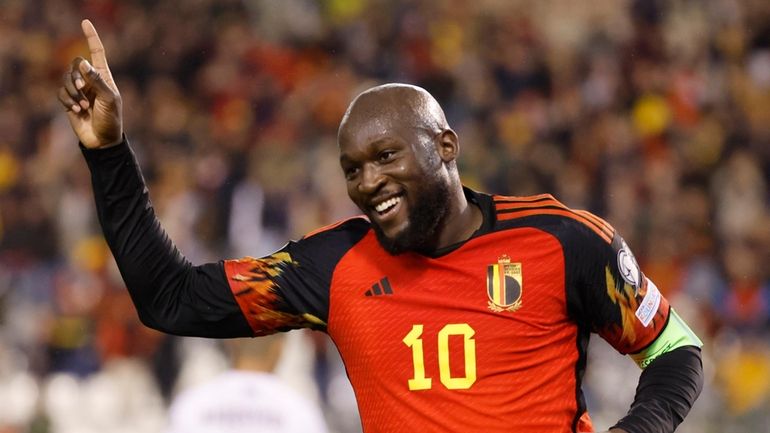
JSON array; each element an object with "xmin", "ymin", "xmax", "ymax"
[{"xmin": 372, "ymin": 193, "xmax": 404, "ymax": 218}]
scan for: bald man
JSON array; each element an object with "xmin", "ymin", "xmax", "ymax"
[
  {"xmin": 59, "ymin": 21, "xmax": 703, "ymax": 433},
  {"xmin": 338, "ymin": 83, "xmax": 480, "ymax": 256}
]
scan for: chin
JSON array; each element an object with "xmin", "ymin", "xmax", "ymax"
[
  {"xmin": 373, "ymin": 222, "xmax": 437, "ymax": 256},
  {"xmin": 372, "ymin": 224, "xmax": 407, "ymax": 255},
  {"xmin": 380, "ymin": 222, "xmax": 409, "ymax": 241},
  {"xmin": 370, "ymin": 176, "xmax": 450, "ymax": 255}
]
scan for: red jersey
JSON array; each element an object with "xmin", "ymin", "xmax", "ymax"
[{"xmin": 224, "ymin": 190, "xmax": 669, "ymax": 433}]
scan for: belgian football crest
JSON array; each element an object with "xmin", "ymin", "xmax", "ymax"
[{"xmin": 487, "ymin": 255, "xmax": 522, "ymax": 312}]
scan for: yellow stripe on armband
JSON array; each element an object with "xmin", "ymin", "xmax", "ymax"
[{"xmin": 630, "ymin": 308, "xmax": 703, "ymax": 369}]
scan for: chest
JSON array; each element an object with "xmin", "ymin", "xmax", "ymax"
[{"xmin": 327, "ymin": 228, "xmax": 574, "ymax": 379}]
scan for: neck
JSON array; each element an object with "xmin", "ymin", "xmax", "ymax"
[{"xmin": 435, "ymin": 186, "xmax": 482, "ymax": 250}]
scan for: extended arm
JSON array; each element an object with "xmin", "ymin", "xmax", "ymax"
[
  {"xmin": 60, "ymin": 21, "xmax": 343, "ymax": 338},
  {"xmin": 82, "ymin": 140, "xmax": 252, "ymax": 337},
  {"xmin": 59, "ymin": 20, "xmax": 251, "ymax": 337}
]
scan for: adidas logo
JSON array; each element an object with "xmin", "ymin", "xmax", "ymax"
[{"xmin": 364, "ymin": 277, "xmax": 393, "ymax": 297}]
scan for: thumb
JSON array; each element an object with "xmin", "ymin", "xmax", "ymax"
[{"xmin": 77, "ymin": 58, "xmax": 116, "ymax": 97}]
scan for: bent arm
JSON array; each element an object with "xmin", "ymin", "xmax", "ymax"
[
  {"xmin": 613, "ymin": 345, "xmax": 703, "ymax": 433},
  {"xmin": 561, "ymin": 214, "xmax": 704, "ymax": 433},
  {"xmin": 612, "ymin": 307, "xmax": 704, "ymax": 433},
  {"xmin": 82, "ymin": 138, "xmax": 253, "ymax": 337}
]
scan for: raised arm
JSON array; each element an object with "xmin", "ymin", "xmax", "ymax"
[
  {"xmin": 58, "ymin": 20, "xmax": 352, "ymax": 339},
  {"xmin": 56, "ymin": 20, "xmax": 253, "ymax": 337}
]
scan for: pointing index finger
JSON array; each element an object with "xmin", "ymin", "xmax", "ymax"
[{"xmin": 81, "ymin": 19, "xmax": 109, "ymax": 70}]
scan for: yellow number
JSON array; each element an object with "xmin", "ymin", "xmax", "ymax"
[
  {"xmin": 402, "ymin": 324, "xmax": 432, "ymax": 390},
  {"xmin": 438, "ymin": 323, "xmax": 476, "ymax": 389},
  {"xmin": 403, "ymin": 323, "xmax": 477, "ymax": 391}
]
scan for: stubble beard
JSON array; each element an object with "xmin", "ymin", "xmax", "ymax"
[{"xmin": 372, "ymin": 177, "xmax": 452, "ymax": 255}]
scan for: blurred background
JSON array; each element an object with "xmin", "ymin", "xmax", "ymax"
[{"xmin": 1, "ymin": 0, "xmax": 769, "ymax": 432}]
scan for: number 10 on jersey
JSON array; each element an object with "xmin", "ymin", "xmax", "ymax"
[{"xmin": 402, "ymin": 323, "xmax": 477, "ymax": 391}]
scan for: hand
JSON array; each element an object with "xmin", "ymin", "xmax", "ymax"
[{"xmin": 57, "ymin": 19, "xmax": 122, "ymax": 149}]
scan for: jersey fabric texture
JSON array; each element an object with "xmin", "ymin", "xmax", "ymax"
[
  {"xmin": 225, "ymin": 190, "xmax": 670, "ymax": 433},
  {"xmin": 81, "ymin": 139, "xmax": 703, "ymax": 433}
]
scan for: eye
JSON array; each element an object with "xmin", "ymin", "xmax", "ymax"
[
  {"xmin": 343, "ymin": 166, "xmax": 360, "ymax": 181},
  {"xmin": 378, "ymin": 150, "xmax": 396, "ymax": 163}
]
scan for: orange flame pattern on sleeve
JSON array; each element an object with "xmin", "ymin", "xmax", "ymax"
[
  {"xmin": 601, "ymin": 265, "xmax": 669, "ymax": 354},
  {"xmin": 224, "ymin": 254, "xmax": 325, "ymax": 336},
  {"xmin": 604, "ymin": 265, "xmax": 640, "ymax": 347}
]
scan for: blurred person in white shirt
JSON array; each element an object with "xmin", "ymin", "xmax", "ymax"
[{"xmin": 165, "ymin": 334, "xmax": 328, "ymax": 433}]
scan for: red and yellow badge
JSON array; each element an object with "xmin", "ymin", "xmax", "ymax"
[{"xmin": 487, "ymin": 254, "xmax": 523, "ymax": 312}]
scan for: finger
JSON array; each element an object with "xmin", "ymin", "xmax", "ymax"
[
  {"xmin": 77, "ymin": 58, "xmax": 115, "ymax": 99},
  {"xmin": 63, "ymin": 66, "xmax": 89, "ymax": 110},
  {"xmin": 71, "ymin": 64, "xmax": 85, "ymax": 91},
  {"xmin": 64, "ymin": 57, "xmax": 91, "ymax": 109},
  {"xmin": 81, "ymin": 19, "xmax": 109, "ymax": 71},
  {"xmin": 58, "ymin": 86, "xmax": 82, "ymax": 114}
]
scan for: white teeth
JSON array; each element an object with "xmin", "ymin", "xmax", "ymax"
[{"xmin": 375, "ymin": 196, "xmax": 400, "ymax": 213}]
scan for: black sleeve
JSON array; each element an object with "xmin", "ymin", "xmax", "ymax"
[
  {"xmin": 81, "ymin": 137, "xmax": 252, "ymax": 338},
  {"xmin": 613, "ymin": 345, "xmax": 704, "ymax": 433},
  {"xmin": 564, "ymin": 222, "xmax": 670, "ymax": 356},
  {"xmin": 556, "ymin": 212, "xmax": 702, "ymax": 433}
]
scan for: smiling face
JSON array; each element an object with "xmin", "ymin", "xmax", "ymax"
[{"xmin": 338, "ymin": 84, "xmax": 458, "ymax": 254}]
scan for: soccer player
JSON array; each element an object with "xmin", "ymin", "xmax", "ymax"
[{"xmin": 58, "ymin": 20, "xmax": 703, "ymax": 433}]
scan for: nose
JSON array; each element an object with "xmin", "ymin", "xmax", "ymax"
[{"xmin": 358, "ymin": 163, "xmax": 385, "ymax": 195}]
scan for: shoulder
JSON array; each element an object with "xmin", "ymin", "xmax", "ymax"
[
  {"xmin": 301, "ymin": 215, "xmax": 371, "ymax": 241},
  {"xmin": 491, "ymin": 193, "xmax": 615, "ymax": 245},
  {"xmin": 282, "ymin": 215, "xmax": 371, "ymax": 269}
]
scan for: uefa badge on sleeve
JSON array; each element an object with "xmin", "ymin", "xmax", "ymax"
[{"xmin": 486, "ymin": 255, "xmax": 523, "ymax": 313}]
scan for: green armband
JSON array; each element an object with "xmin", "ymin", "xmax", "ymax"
[{"xmin": 629, "ymin": 308, "xmax": 703, "ymax": 369}]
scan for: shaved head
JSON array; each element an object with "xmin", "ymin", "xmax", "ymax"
[
  {"xmin": 338, "ymin": 83, "xmax": 449, "ymax": 146},
  {"xmin": 337, "ymin": 83, "xmax": 473, "ymax": 255}
]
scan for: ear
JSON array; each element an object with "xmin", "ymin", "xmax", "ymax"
[{"xmin": 434, "ymin": 129, "xmax": 459, "ymax": 163}]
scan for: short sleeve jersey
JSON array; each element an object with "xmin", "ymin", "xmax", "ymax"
[{"xmin": 223, "ymin": 189, "xmax": 670, "ymax": 433}]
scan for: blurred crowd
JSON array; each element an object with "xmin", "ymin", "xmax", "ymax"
[{"xmin": 1, "ymin": 0, "xmax": 769, "ymax": 432}]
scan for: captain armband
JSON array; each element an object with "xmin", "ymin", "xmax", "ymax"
[{"xmin": 629, "ymin": 308, "xmax": 703, "ymax": 369}]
